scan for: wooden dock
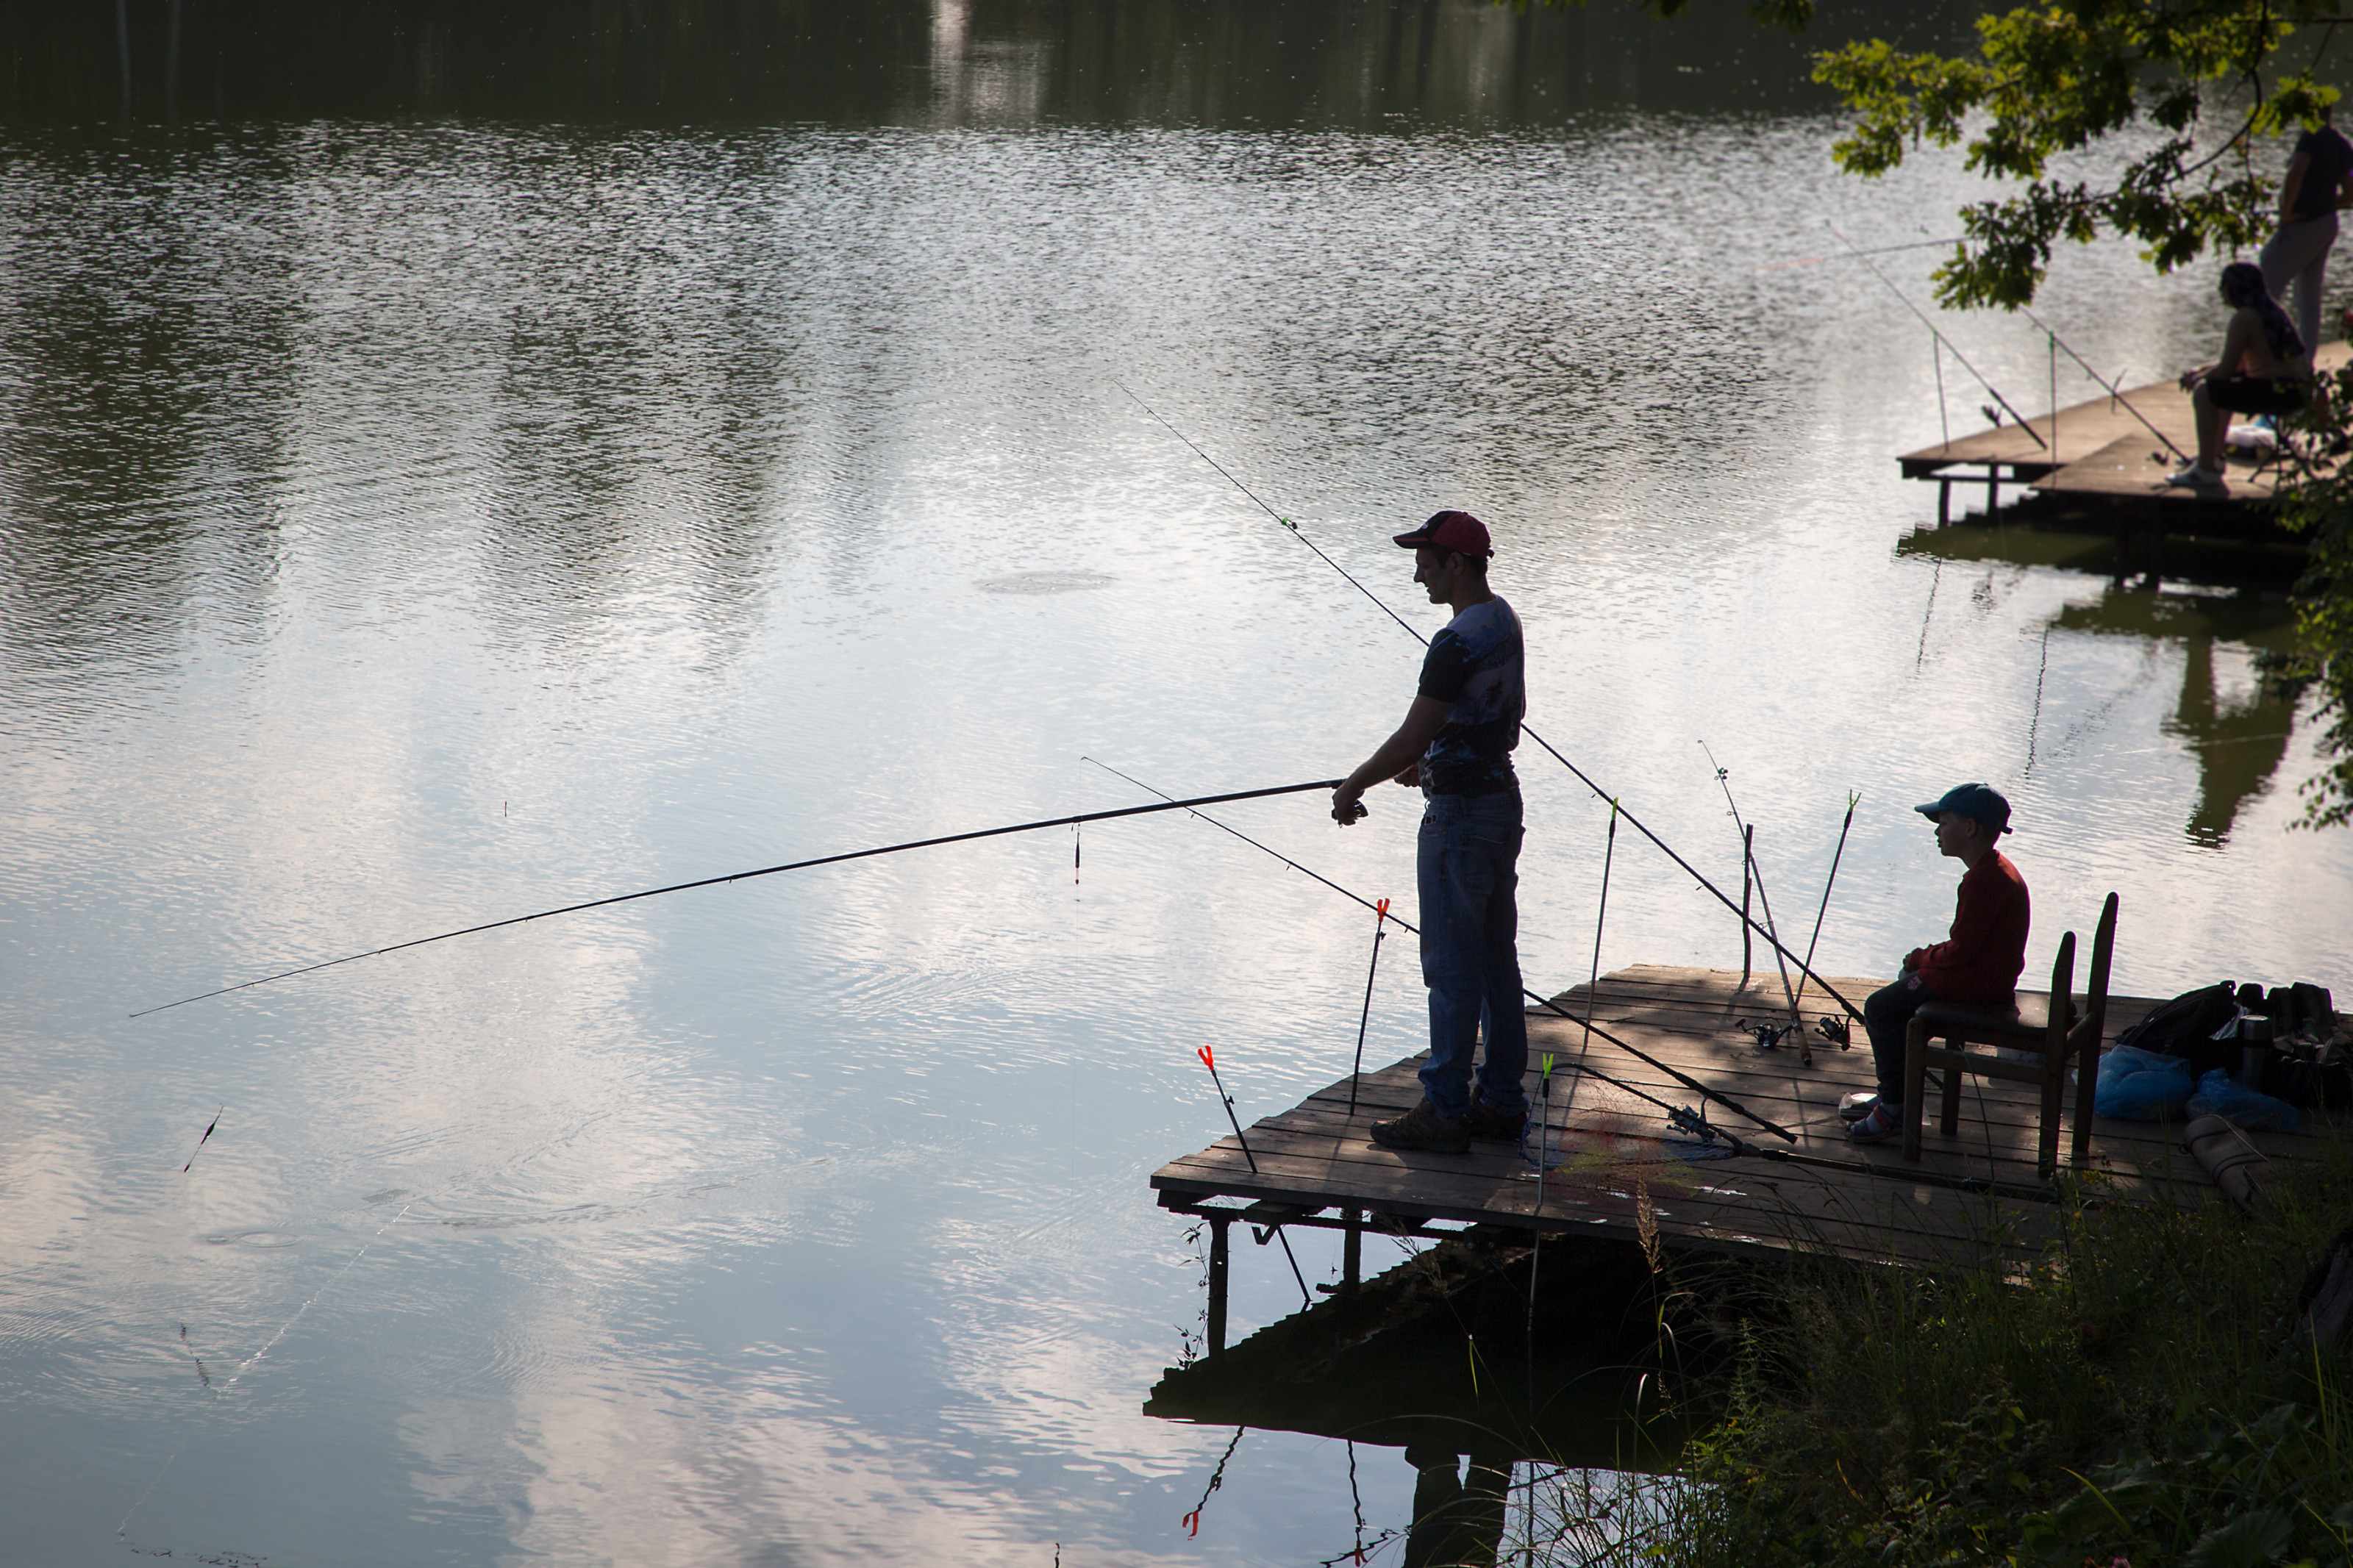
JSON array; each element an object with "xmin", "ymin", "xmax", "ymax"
[
  {"xmin": 1153, "ymin": 967, "xmax": 2332, "ymax": 1352},
  {"xmin": 1898, "ymin": 343, "xmax": 2349, "ymax": 528}
]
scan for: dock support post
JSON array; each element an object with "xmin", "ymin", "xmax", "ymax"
[
  {"xmin": 1938, "ymin": 478, "xmax": 1951, "ymax": 527},
  {"xmin": 1988, "ymin": 470, "xmax": 2000, "ymax": 517},
  {"xmin": 1342, "ymin": 1209, "xmax": 1363, "ymax": 1292},
  {"xmin": 1207, "ymin": 1214, "xmax": 1231, "ymax": 1357}
]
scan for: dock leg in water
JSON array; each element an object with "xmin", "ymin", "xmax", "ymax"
[
  {"xmin": 1342, "ymin": 1209, "xmax": 1362, "ymax": 1292},
  {"xmin": 1207, "ymin": 1215, "xmax": 1231, "ymax": 1358}
]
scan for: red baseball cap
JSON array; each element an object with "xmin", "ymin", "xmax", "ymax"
[{"xmin": 1392, "ymin": 509, "xmax": 1493, "ymax": 557}]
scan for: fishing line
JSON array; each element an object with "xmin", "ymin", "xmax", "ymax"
[
  {"xmin": 118, "ymin": 1197, "xmax": 418, "ymax": 1544},
  {"xmin": 1752, "ymin": 235, "xmax": 1964, "ymax": 273},
  {"xmin": 1824, "ymin": 219, "xmax": 2046, "ymax": 448},
  {"xmin": 2024, "ymin": 625, "xmax": 2053, "ymax": 777},
  {"xmin": 1111, "ymin": 389, "xmax": 1865, "ymax": 1025},
  {"xmin": 1915, "ymin": 557, "xmax": 1943, "ymax": 672},
  {"xmin": 1088, "ymin": 761, "xmax": 1797, "ymax": 1143},
  {"xmin": 135, "ymin": 778, "xmax": 1345, "ymax": 1017}
]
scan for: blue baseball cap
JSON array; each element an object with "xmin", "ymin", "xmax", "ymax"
[{"xmin": 1915, "ymin": 783, "xmax": 2013, "ymax": 834}]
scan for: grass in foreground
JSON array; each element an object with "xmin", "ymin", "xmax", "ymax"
[{"xmin": 1518, "ymin": 1132, "xmax": 2353, "ymax": 1567}]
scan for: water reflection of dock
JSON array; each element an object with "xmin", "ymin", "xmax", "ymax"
[
  {"xmin": 1154, "ymin": 967, "xmax": 2327, "ymax": 1355},
  {"xmin": 1899, "ymin": 343, "xmax": 2350, "ymax": 527}
]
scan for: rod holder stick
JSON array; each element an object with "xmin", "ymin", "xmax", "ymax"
[
  {"xmin": 1347, "ymin": 900, "xmax": 1390, "ymax": 1116},
  {"xmin": 1199, "ymin": 1047, "xmax": 1259, "ymax": 1173},
  {"xmin": 1563, "ymin": 801, "xmax": 1618, "ymax": 1120},
  {"xmin": 1738, "ymin": 823, "xmax": 1754, "ymax": 994}
]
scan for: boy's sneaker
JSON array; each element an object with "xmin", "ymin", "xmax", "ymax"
[
  {"xmin": 1462, "ymin": 1095, "xmax": 1527, "ymax": 1142},
  {"xmin": 1838, "ymin": 1092, "xmax": 1881, "ymax": 1122},
  {"xmin": 1846, "ymin": 1103, "xmax": 1902, "ymax": 1145},
  {"xmin": 1369, "ymin": 1099, "xmax": 1473, "ymax": 1154},
  {"xmin": 2165, "ymin": 462, "xmax": 2224, "ymax": 488}
]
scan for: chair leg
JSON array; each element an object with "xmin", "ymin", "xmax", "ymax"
[
  {"xmin": 1902, "ymin": 1017, "xmax": 1928, "ymax": 1162},
  {"xmin": 2071, "ymin": 1024, "xmax": 2100, "ymax": 1167},
  {"xmin": 1939, "ymin": 1038, "xmax": 1964, "ymax": 1136},
  {"xmin": 2039, "ymin": 1065, "xmax": 2063, "ymax": 1180}
]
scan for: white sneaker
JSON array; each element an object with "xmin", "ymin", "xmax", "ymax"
[{"xmin": 2165, "ymin": 462, "xmax": 2224, "ymax": 488}]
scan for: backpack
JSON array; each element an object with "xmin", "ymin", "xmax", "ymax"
[{"xmin": 2112, "ymin": 982, "xmax": 2243, "ymax": 1079}]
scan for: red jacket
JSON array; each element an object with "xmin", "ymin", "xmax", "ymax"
[{"xmin": 1905, "ymin": 851, "xmax": 2030, "ymax": 1003}]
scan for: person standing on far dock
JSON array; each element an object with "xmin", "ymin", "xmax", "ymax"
[
  {"xmin": 1332, "ymin": 510, "xmax": 1529, "ymax": 1156},
  {"xmin": 2262, "ymin": 103, "xmax": 2353, "ymax": 359},
  {"xmin": 1846, "ymin": 784, "xmax": 2030, "ymax": 1145}
]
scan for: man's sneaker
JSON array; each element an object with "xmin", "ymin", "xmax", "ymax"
[
  {"xmin": 1369, "ymin": 1099, "xmax": 1473, "ymax": 1154},
  {"xmin": 1846, "ymin": 1103, "xmax": 1902, "ymax": 1145},
  {"xmin": 1462, "ymin": 1095, "xmax": 1527, "ymax": 1142},
  {"xmin": 2165, "ymin": 462, "xmax": 2224, "ymax": 488},
  {"xmin": 1838, "ymin": 1092, "xmax": 1880, "ymax": 1123}
]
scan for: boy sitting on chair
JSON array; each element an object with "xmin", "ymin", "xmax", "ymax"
[{"xmin": 1846, "ymin": 783, "xmax": 2031, "ymax": 1145}]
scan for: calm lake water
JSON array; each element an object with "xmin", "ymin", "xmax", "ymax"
[{"xmin": 6, "ymin": 1, "xmax": 2352, "ymax": 1563}]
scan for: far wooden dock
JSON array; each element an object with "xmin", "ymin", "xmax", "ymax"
[
  {"xmin": 1899, "ymin": 343, "xmax": 2349, "ymax": 531},
  {"xmin": 1153, "ymin": 967, "xmax": 2330, "ymax": 1353}
]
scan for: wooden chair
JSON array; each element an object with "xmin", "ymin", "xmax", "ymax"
[{"xmin": 1901, "ymin": 892, "xmax": 2118, "ymax": 1178}]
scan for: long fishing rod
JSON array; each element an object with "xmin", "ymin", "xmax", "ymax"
[
  {"xmin": 1113, "ymin": 386, "xmax": 1867, "ymax": 1025},
  {"xmin": 132, "ymin": 778, "xmax": 1346, "ymax": 1018},
  {"xmin": 1085, "ymin": 759, "xmax": 1798, "ymax": 1144},
  {"xmin": 1822, "ymin": 220, "xmax": 2047, "ymax": 449}
]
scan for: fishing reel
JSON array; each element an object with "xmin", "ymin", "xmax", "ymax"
[
  {"xmin": 1738, "ymin": 1019, "xmax": 1800, "ymax": 1052},
  {"xmin": 1668, "ymin": 1103, "xmax": 1720, "ymax": 1146},
  {"xmin": 1815, "ymin": 1014, "xmax": 1852, "ymax": 1050}
]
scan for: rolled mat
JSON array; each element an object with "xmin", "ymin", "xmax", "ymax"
[{"xmin": 2183, "ymin": 1113, "xmax": 2269, "ymax": 1214}]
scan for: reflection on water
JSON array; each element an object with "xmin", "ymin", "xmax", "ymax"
[
  {"xmin": 1900, "ymin": 524, "xmax": 2305, "ymax": 846},
  {"xmin": 6, "ymin": 7, "xmax": 2353, "ymax": 1564},
  {"xmin": 2052, "ymin": 586, "xmax": 2303, "ymax": 847},
  {"xmin": 9, "ymin": 0, "xmax": 1980, "ymax": 128},
  {"xmin": 1146, "ymin": 1234, "xmax": 1691, "ymax": 1564}
]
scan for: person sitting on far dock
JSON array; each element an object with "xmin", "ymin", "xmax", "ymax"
[
  {"xmin": 2168, "ymin": 262, "xmax": 2313, "ymax": 489},
  {"xmin": 1332, "ymin": 510, "xmax": 1529, "ymax": 1157},
  {"xmin": 1846, "ymin": 784, "xmax": 2030, "ymax": 1145}
]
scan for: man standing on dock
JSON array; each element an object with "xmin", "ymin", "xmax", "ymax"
[
  {"xmin": 1332, "ymin": 511, "xmax": 1529, "ymax": 1156},
  {"xmin": 2261, "ymin": 103, "xmax": 2353, "ymax": 359},
  {"xmin": 1846, "ymin": 784, "xmax": 2031, "ymax": 1145}
]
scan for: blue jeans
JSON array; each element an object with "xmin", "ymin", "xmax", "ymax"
[{"xmin": 1415, "ymin": 791, "xmax": 1529, "ymax": 1120}]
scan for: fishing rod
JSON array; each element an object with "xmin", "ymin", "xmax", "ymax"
[
  {"xmin": 1085, "ymin": 759, "xmax": 1799, "ymax": 1144},
  {"xmin": 132, "ymin": 778, "xmax": 1346, "ymax": 1018},
  {"xmin": 2014, "ymin": 302, "xmax": 2192, "ymax": 464},
  {"xmin": 1113, "ymin": 385, "xmax": 1865, "ymax": 1024},
  {"xmin": 1822, "ymin": 220, "xmax": 2047, "ymax": 450}
]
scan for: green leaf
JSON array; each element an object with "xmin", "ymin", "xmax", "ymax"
[{"xmin": 2183, "ymin": 1510, "xmax": 2298, "ymax": 1568}]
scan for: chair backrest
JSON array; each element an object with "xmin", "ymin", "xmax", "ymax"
[
  {"xmin": 2045, "ymin": 929, "xmax": 2078, "ymax": 1051},
  {"xmin": 2068, "ymin": 892, "xmax": 2121, "ymax": 1050}
]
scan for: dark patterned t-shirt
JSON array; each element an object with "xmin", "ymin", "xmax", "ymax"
[
  {"xmin": 2291, "ymin": 125, "xmax": 2353, "ymax": 221},
  {"xmin": 1415, "ymin": 597, "xmax": 1525, "ymax": 795}
]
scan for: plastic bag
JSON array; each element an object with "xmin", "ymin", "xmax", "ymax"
[
  {"xmin": 2094, "ymin": 1045, "xmax": 2195, "ymax": 1121},
  {"xmin": 2185, "ymin": 1069, "xmax": 2302, "ymax": 1134}
]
